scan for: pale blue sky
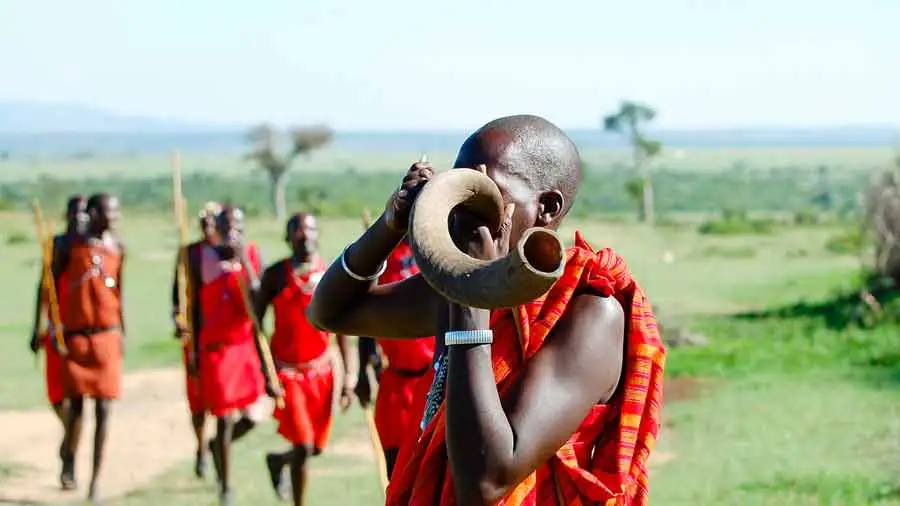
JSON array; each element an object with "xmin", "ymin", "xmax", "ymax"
[{"xmin": 2, "ymin": 0, "xmax": 897, "ymax": 130}]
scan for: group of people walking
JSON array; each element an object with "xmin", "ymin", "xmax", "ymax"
[{"xmin": 30, "ymin": 114, "xmax": 667, "ymax": 506}]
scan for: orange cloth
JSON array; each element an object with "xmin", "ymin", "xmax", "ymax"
[
  {"xmin": 41, "ymin": 237, "xmax": 71, "ymax": 405},
  {"xmin": 373, "ymin": 243, "xmax": 437, "ymax": 449},
  {"xmin": 43, "ymin": 339, "xmax": 64, "ymax": 405},
  {"xmin": 274, "ymin": 358, "xmax": 335, "ymax": 450},
  {"xmin": 60, "ymin": 240, "xmax": 123, "ymax": 400},
  {"xmin": 269, "ymin": 256, "xmax": 336, "ymax": 450},
  {"xmin": 386, "ymin": 232, "xmax": 666, "ymax": 506},
  {"xmin": 198, "ymin": 256, "xmax": 264, "ymax": 417}
]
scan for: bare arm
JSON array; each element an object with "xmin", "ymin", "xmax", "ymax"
[
  {"xmin": 306, "ymin": 214, "xmax": 441, "ymax": 338},
  {"xmin": 171, "ymin": 247, "xmax": 184, "ymax": 336},
  {"xmin": 445, "ymin": 295, "xmax": 625, "ymax": 505},
  {"xmin": 335, "ymin": 333, "xmax": 352, "ymax": 383},
  {"xmin": 253, "ymin": 265, "xmax": 281, "ymax": 327},
  {"xmin": 118, "ymin": 244, "xmax": 127, "ymax": 340}
]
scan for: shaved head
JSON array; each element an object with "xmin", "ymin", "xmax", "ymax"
[
  {"xmin": 454, "ymin": 115, "xmax": 582, "ymax": 217},
  {"xmin": 285, "ymin": 212, "xmax": 318, "ymax": 261}
]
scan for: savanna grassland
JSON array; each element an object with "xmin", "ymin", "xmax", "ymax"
[{"xmin": 1, "ymin": 146, "xmax": 899, "ymax": 505}]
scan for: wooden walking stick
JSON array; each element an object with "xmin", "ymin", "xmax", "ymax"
[
  {"xmin": 171, "ymin": 151, "xmax": 196, "ymax": 367},
  {"xmin": 365, "ymin": 401, "xmax": 389, "ymax": 493},
  {"xmin": 31, "ymin": 199, "xmax": 67, "ymax": 356},
  {"xmin": 357, "ymin": 207, "xmax": 390, "ymax": 492},
  {"xmin": 233, "ymin": 272, "xmax": 285, "ymax": 410}
]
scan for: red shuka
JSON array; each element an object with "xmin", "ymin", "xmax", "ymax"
[
  {"xmin": 60, "ymin": 239, "xmax": 123, "ymax": 400},
  {"xmin": 386, "ymin": 232, "xmax": 666, "ymax": 506},
  {"xmin": 270, "ymin": 256, "xmax": 335, "ymax": 450},
  {"xmin": 374, "ymin": 242, "xmax": 437, "ymax": 450},
  {"xmin": 41, "ymin": 235, "xmax": 71, "ymax": 405},
  {"xmin": 197, "ymin": 246, "xmax": 264, "ymax": 417},
  {"xmin": 179, "ymin": 240, "xmax": 207, "ymax": 414}
]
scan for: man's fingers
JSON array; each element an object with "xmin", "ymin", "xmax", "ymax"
[{"xmin": 502, "ymin": 203, "xmax": 516, "ymax": 231}]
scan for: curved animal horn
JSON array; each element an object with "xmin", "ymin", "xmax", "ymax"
[{"xmin": 408, "ymin": 168, "xmax": 566, "ymax": 309}]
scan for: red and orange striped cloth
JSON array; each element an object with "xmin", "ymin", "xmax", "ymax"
[{"xmin": 386, "ymin": 232, "xmax": 666, "ymax": 506}]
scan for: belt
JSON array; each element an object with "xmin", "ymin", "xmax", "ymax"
[
  {"xmin": 387, "ymin": 364, "xmax": 431, "ymax": 378},
  {"xmin": 64, "ymin": 326, "xmax": 121, "ymax": 338},
  {"xmin": 275, "ymin": 353, "xmax": 332, "ymax": 374}
]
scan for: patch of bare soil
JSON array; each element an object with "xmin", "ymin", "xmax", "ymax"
[{"xmin": 0, "ymin": 369, "xmax": 199, "ymax": 505}]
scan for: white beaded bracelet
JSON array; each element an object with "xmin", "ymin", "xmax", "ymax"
[
  {"xmin": 340, "ymin": 245, "xmax": 388, "ymax": 282},
  {"xmin": 444, "ymin": 329, "xmax": 494, "ymax": 346}
]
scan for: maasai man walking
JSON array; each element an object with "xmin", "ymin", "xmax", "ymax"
[
  {"xmin": 171, "ymin": 201, "xmax": 221, "ymax": 478},
  {"xmin": 308, "ymin": 115, "xmax": 666, "ymax": 506},
  {"xmin": 198, "ymin": 205, "xmax": 276, "ymax": 506},
  {"xmin": 57, "ymin": 193, "xmax": 125, "ymax": 504},
  {"xmin": 355, "ymin": 240, "xmax": 435, "ymax": 479},
  {"xmin": 29, "ymin": 194, "xmax": 86, "ymax": 487},
  {"xmin": 255, "ymin": 212, "xmax": 353, "ymax": 506}
]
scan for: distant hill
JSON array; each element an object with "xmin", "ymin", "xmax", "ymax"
[
  {"xmin": 0, "ymin": 101, "xmax": 897, "ymax": 155},
  {"xmin": 0, "ymin": 101, "xmax": 226, "ymax": 134}
]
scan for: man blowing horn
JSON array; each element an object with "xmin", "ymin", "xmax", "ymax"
[{"xmin": 307, "ymin": 115, "xmax": 666, "ymax": 506}]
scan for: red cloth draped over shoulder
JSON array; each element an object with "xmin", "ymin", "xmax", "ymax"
[
  {"xmin": 270, "ymin": 255, "xmax": 336, "ymax": 449},
  {"xmin": 270, "ymin": 256, "xmax": 330, "ymax": 365},
  {"xmin": 181, "ymin": 241, "xmax": 206, "ymax": 414},
  {"xmin": 198, "ymin": 256, "xmax": 264, "ymax": 417},
  {"xmin": 60, "ymin": 240, "xmax": 123, "ymax": 400},
  {"xmin": 385, "ymin": 232, "xmax": 666, "ymax": 506},
  {"xmin": 42, "ymin": 235, "xmax": 72, "ymax": 405}
]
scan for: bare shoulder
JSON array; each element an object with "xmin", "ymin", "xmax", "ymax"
[
  {"xmin": 114, "ymin": 238, "xmax": 127, "ymax": 256},
  {"xmin": 548, "ymin": 293, "xmax": 626, "ymax": 403},
  {"xmin": 260, "ymin": 257, "xmax": 288, "ymax": 292}
]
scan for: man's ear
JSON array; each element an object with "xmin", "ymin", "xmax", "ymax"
[{"xmin": 536, "ymin": 190, "xmax": 564, "ymax": 226}]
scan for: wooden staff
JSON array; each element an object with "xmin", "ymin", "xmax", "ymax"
[
  {"xmin": 358, "ymin": 207, "xmax": 390, "ymax": 492},
  {"xmin": 365, "ymin": 400, "xmax": 389, "ymax": 493},
  {"xmin": 31, "ymin": 199, "xmax": 67, "ymax": 356},
  {"xmin": 234, "ymin": 272, "xmax": 285, "ymax": 410},
  {"xmin": 171, "ymin": 151, "xmax": 195, "ymax": 365}
]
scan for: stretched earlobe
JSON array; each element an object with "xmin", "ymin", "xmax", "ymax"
[{"xmin": 537, "ymin": 191, "xmax": 564, "ymax": 225}]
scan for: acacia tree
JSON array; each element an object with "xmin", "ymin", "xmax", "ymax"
[
  {"xmin": 603, "ymin": 101, "xmax": 663, "ymax": 224},
  {"xmin": 245, "ymin": 123, "xmax": 334, "ymax": 221}
]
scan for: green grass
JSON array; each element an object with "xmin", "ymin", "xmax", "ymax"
[
  {"xmin": 0, "ymin": 147, "xmax": 892, "ymax": 182},
  {"xmin": 2, "ymin": 199, "xmax": 899, "ymax": 504},
  {"xmin": 108, "ymin": 413, "xmax": 385, "ymax": 506}
]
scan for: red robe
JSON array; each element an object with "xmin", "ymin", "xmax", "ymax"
[
  {"xmin": 270, "ymin": 256, "xmax": 335, "ymax": 451},
  {"xmin": 174, "ymin": 240, "xmax": 207, "ymax": 414},
  {"xmin": 197, "ymin": 247, "xmax": 264, "ymax": 417},
  {"xmin": 386, "ymin": 232, "xmax": 666, "ymax": 506},
  {"xmin": 60, "ymin": 239, "xmax": 123, "ymax": 400},
  {"xmin": 41, "ymin": 235, "xmax": 71, "ymax": 405},
  {"xmin": 374, "ymin": 242, "xmax": 436, "ymax": 450}
]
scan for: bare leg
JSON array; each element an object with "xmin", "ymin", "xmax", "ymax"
[
  {"xmin": 230, "ymin": 415, "xmax": 256, "ymax": 443},
  {"xmin": 88, "ymin": 399, "xmax": 111, "ymax": 504},
  {"xmin": 213, "ymin": 416, "xmax": 235, "ymax": 505},
  {"xmin": 289, "ymin": 445, "xmax": 312, "ymax": 506},
  {"xmin": 384, "ymin": 448, "xmax": 400, "ymax": 480},
  {"xmin": 60, "ymin": 396, "xmax": 84, "ymax": 490},
  {"xmin": 265, "ymin": 448, "xmax": 293, "ymax": 500},
  {"xmin": 52, "ymin": 401, "xmax": 65, "ymax": 424},
  {"xmin": 191, "ymin": 411, "xmax": 207, "ymax": 478}
]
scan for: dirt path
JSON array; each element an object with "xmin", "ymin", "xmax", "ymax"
[
  {"xmin": 0, "ymin": 368, "xmax": 201, "ymax": 505},
  {"xmin": 0, "ymin": 369, "xmax": 693, "ymax": 504}
]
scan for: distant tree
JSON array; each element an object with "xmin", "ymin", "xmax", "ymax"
[
  {"xmin": 245, "ymin": 123, "xmax": 334, "ymax": 221},
  {"xmin": 603, "ymin": 101, "xmax": 662, "ymax": 224}
]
